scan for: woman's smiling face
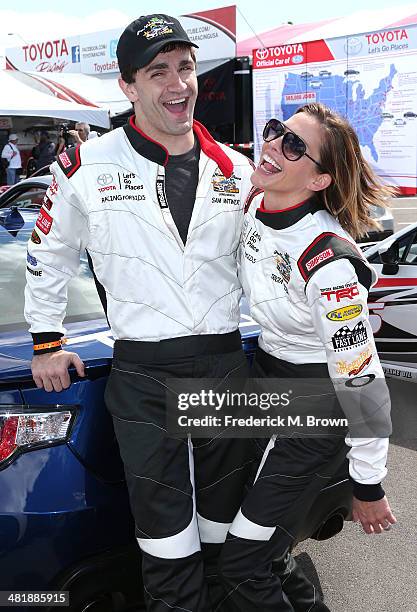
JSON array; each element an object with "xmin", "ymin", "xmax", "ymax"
[{"xmin": 251, "ymin": 112, "xmax": 327, "ymax": 199}]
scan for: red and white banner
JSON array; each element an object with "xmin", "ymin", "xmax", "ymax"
[
  {"xmin": 5, "ymin": 6, "xmax": 236, "ymax": 75},
  {"xmin": 253, "ymin": 40, "xmax": 334, "ymax": 70},
  {"xmin": 6, "ymin": 36, "xmax": 81, "ymax": 73},
  {"xmin": 182, "ymin": 5, "xmax": 236, "ymax": 61}
]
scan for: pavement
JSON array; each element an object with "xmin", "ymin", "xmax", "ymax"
[
  {"xmin": 295, "ymin": 441, "xmax": 417, "ymax": 612},
  {"xmin": 391, "ymin": 196, "xmax": 417, "ymax": 231}
]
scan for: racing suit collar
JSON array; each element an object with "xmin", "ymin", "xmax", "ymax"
[
  {"xmin": 255, "ymin": 196, "xmax": 325, "ymax": 230},
  {"xmin": 124, "ymin": 115, "xmax": 233, "ymax": 177}
]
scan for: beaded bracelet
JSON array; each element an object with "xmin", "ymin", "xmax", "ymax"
[{"xmin": 33, "ymin": 338, "xmax": 67, "ymax": 352}]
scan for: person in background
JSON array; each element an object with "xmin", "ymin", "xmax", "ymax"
[
  {"xmin": 1, "ymin": 134, "xmax": 22, "ymax": 185},
  {"xmin": 68, "ymin": 122, "xmax": 90, "ymax": 144},
  {"xmin": 32, "ymin": 131, "xmax": 56, "ymax": 171},
  {"xmin": 55, "ymin": 126, "xmax": 68, "ymax": 157}
]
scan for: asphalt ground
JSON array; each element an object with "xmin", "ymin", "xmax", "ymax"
[{"xmin": 391, "ymin": 196, "xmax": 417, "ymax": 231}]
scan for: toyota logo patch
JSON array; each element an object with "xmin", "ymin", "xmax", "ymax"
[{"xmin": 97, "ymin": 173, "xmax": 113, "ymax": 186}]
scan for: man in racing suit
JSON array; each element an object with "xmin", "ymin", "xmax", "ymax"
[{"xmin": 25, "ymin": 14, "xmax": 254, "ymax": 611}]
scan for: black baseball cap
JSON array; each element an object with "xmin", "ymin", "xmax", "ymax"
[{"xmin": 117, "ymin": 14, "xmax": 198, "ymax": 74}]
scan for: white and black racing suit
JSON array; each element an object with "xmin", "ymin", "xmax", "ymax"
[
  {"xmin": 218, "ymin": 194, "xmax": 391, "ymax": 612},
  {"xmin": 24, "ymin": 117, "xmax": 255, "ymax": 612}
]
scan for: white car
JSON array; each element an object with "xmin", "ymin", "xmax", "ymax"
[{"xmin": 365, "ymin": 223, "xmax": 417, "ymax": 381}]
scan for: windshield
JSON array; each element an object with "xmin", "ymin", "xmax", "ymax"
[{"xmin": 0, "ymin": 224, "xmax": 105, "ymax": 333}]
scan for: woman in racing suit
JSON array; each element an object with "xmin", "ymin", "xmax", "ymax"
[{"xmin": 218, "ymin": 103, "xmax": 397, "ymax": 611}]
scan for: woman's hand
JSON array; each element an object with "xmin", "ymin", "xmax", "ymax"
[{"xmin": 352, "ymin": 495, "xmax": 397, "ymax": 534}]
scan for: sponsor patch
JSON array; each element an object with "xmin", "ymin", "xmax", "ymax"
[
  {"xmin": 245, "ymin": 228, "xmax": 261, "ymax": 253},
  {"xmin": 43, "ymin": 195, "xmax": 53, "ymax": 210},
  {"xmin": 336, "ymin": 347, "xmax": 372, "ymax": 376},
  {"xmin": 305, "ymin": 248, "xmax": 334, "ymax": 271},
  {"xmin": 332, "ymin": 321, "xmax": 368, "ymax": 351},
  {"xmin": 326, "ymin": 304, "xmax": 362, "ymax": 322},
  {"xmin": 102, "ymin": 194, "xmax": 145, "ymax": 203},
  {"xmin": 297, "ymin": 233, "xmax": 371, "ymax": 288},
  {"xmin": 137, "ymin": 17, "xmax": 174, "ymax": 40},
  {"xmin": 26, "ymin": 266, "xmax": 42, "ymax": 277},
  {"xmin": 245, "ymin": 252, "xmax": 257, "ymax": 264},
  {"xmin": 212, "ymin": 168, "xmax": 241, "ymax": 194},
  {"xmin": 98, "ymin": 185, "xmax": 116, "ymax": 193},
  {"xmin": 118, "ymin": 172, "xmax": 144, "ymax": 191},
  {"xmin": 49, "ymin": 177, "xmax": 59, "ymax": 196},
  {"xmin": 27, "ymin": 252, "xmax": 38, "ymax": 267},
  {"xmin": 97, "ymin": 173, "xmax": 113, "ymax": 186},
  {"xmin": 271, "ymin": 251, "xmax": 292, "ymax": 292},
  {"xmin": 156, "ymin": 176, "xmax": 168, "ymax": 209},
  {"xmin": 345, "ymin": 373, "xmax": 375, "ymax": 388},
  {"xmin": 31, "ymin": 229, "xmax": 41, "ymax": 244},
  {"xmin": 59, "ymin": 152, "xmax": 72, "ymax": 169},
  {"xmin": 57, "ymin": 146, "xmax": 81, "ymax": 178},
  {"xmin": 36, "ymin": 209, "xmax": 53, "ymax": 235},
  {"xmin": 321, "ymin": 283, "xmax": 359, "ymax": 302}
]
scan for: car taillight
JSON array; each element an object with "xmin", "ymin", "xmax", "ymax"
[{"xmin": 0, "ymin": 407, "xmax": 75, "ymax": 466}]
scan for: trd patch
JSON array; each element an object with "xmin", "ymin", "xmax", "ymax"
[{"xmin": 57, "ymin": 145, "xmax": 81, "ymax": 178}]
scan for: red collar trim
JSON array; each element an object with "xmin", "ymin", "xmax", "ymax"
[
  {"xmin": 258, "ymin": 197, "xmax": 310, "ymax": 213},
  {"xmin": 192, "ymin": 120, "xmax": 234, "ymax": 178}
]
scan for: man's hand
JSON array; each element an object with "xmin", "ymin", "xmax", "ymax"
[
  {"xmin": 31, "ymin": 351, "xmax": 85, "ymax": 392},
  {"xmin": 352, "ymin": 495, "xmax": 397, "ymax": 534}
]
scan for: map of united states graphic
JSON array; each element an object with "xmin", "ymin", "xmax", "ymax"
[{"xmin": 281, "ymin": 64, "xmax": 397, "ymax": 162}]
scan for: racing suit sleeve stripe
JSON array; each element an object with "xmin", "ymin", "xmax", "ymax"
[
  {"xmin": 24, "ymin": 162, "xmax": 90, "ymax": 339},
  {"xmin": 305, "ymin": 257, "xmax": 390, "ymax": 500},
  {"xmin": 297, "ymin": 232, "xmax": 373, "ymax": 290}
]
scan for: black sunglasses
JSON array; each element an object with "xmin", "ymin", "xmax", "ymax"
[{"xmin": 262, "ymin": 119, "xmax": 325, "ymax": 171}]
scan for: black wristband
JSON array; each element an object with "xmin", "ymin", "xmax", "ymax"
[
  {"xmin": 350, "ymin": 477, "xmax": 385, "ymax": 501},
  {"xmin": 32, "ymin": 332, "xmax": 64, "ymax": 355}
]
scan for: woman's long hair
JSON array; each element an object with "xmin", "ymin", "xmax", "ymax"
[{"xmin": 295, "ymin": 103, "xmax": 395, "ymax": 240}]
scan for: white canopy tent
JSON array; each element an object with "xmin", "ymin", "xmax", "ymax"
[
  {"xmin": 0, "ymin": 70, "xmax": 110, "ymax": 128},
  {"xmin": 22, "ymin": 72, "xmax": 130, "ymax": 117}
]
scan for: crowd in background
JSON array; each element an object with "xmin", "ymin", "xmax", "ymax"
[{"xmin": 0, "ymin": 121, "xmax": 98, "ymax": 186}]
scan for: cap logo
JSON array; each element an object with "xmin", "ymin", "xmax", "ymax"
[{"xmin": 137, "ymin": 17, "xmax": 174, "ymax": 40}]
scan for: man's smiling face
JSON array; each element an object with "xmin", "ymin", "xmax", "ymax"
[{"xmin": 121, "ymin": 46, "xmax": 198, "ymax": 141}]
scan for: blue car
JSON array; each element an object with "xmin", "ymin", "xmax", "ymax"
[{"xmin": 0, "ymin": 193, "xmax": 351, "ymax": 611}]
